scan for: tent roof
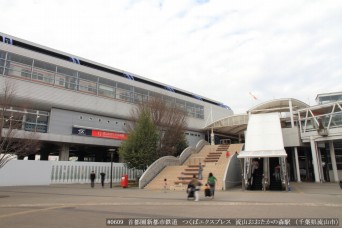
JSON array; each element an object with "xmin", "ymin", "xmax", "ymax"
[{"xmin": 237, "ymin": 150, "xmax": 287, "ymax": 158}]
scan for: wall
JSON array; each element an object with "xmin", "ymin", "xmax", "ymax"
[{"xmin": 0, "ymin": 160, "xmax": 142, "ymax": 186}]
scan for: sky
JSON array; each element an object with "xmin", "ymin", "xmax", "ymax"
[{"xmin": 1, "ymin": 0, "xmax": 342, "ymax": 113}]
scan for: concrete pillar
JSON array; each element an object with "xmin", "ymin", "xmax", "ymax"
[
  {"xmin": 329, "ymin": 141, "xmax": 339, "ymax": 182},
  {"xmin": 294, "ymin": 147, "xmax": 301, "ymax": 182},
  {"xmin": 310, "ymin": 136, "xmax": 320, "ymax": 182},
  {"xmin": 59, "ymin": 144, "xmax": 69, "ymax": 161}
]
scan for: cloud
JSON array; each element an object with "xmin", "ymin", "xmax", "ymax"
[{"xmin": 1, "ymin": 0, "xmax": 342, "ymax": 114}]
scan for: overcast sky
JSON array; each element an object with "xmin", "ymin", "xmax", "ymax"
[{"xmin": 1, "ymin": 0, "xmax": 342, "ymax": 113}]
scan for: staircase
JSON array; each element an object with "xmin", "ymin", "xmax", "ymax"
[
  {"xmin": 203, "ymin": 144, "xmax": 229, "ymax": 163},
  {"xmin": 144, "ymin": 143, "xmax": 244, "ymax": 191},
  {"xmin": 174, "ymin": 164, "xmax": 205, "ymax": 185}
]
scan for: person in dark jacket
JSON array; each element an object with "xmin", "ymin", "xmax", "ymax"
[
  {"xmin": 90, "ymin": 171, "xmax": 96, "ymax": 188},
  {"xmin": 100, "ymin": 172, "xmax": 106, "ymax": 188}
]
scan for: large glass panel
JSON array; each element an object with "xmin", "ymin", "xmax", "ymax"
[
  {"xmin": 176, "ymin": 99, "xmax": 186, "ymax": 111},
  {"xmin": 78, "ymin": 72, "xmax": 97, "ymax": 94},
  {"xmin": 163, "ymin": 95, "xmax": 175, "ymax": 107},
  {"xmin": 0, "ymin": 50, "xmax": 5, "ymax": 74},
  {"xmin": 7, "ymin": 53, "xmax": 33, "ymax": 66},
  {"xmin": 0, "ymin": 50, "xmax": 5, "ymax": 60},
  {"xmin": 56, "ymin": 67, "xmax": 77, "ymax": 90},
  {"xmin": 32, "ymin": 60, "xmax": 55, "ymax": 84},
  {"xmin": 98, "ymin": 84, "xmax": 115, "ymax": 98},
  {"xmin": 133, "ymin": 87, "xmax": 148, "ymax": 104},
  {"xmin": 5, "ymin": 53, "xmax": 33, "ymax": 78},
  {"xmin": 117, "ymin": 82, "xmax": 132, "ymax": 102},
  {"xmin": 186, "ymin": 102, "xmax": 196, "ymax": 118},
  {"xmin": 99, "ymin": 78, "xmax": 116, "ymax": 87},
  {"xmin": 194, "ymin": 104, "xmax": 204, "ymax": 119}
]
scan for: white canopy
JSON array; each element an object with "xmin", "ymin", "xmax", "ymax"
[{"xmin": 238, "ymin": 113, "xmax": 287, "ymax": 159}]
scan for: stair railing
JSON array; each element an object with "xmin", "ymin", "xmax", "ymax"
[{"xmin": 139, "ymin": 139, "xmax": 209, "ymax": 189}]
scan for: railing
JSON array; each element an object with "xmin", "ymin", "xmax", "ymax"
[
  {"xmin": 51, "ymin": 161, "xmax": 143, "ymax": 184},
  {"xmin": 139, "ymin": 156, "xmax": 180, "ymax": 189},
  {"xmin": 298, "ymin": 101, "xmax": 342, "ymax": 140},
  {"xmin": 139, "ymin": 140, "xmax": 209, "ymax": 189},
  {"xmin": 179, "ymin": 140, "xmax": 208, "ymax": 165},
  {"xmin": 0, "ymin": 160, "xmax": 143, "ymax": 187}
]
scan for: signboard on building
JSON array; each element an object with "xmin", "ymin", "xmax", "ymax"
[{"xmin": 72, "ymin": 127, "xmax": 127, "ymax": 140}]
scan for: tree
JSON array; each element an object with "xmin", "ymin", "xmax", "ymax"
[
  {"xmin": 129, "ymin": 96, "xmax": 188, "ymax": 157},
  {"xmin": 0, "ymin": 79, "xmax": 40, "ymax": 168},
  {"xmin": 119, "ymin": 107, "xmax": 159, "ymax": 169}
]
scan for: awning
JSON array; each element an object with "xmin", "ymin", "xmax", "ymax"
[{"xmin": 237, "ymin": 150, "xmax": 287, "ymax": 158}]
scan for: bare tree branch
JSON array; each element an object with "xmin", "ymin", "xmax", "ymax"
[{"xmin": 0, "ymin": 79, "xmax": 40, "ymax": 168}]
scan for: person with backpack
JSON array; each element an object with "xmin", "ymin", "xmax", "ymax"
[{"xmin": 207, "ymin": 172, "xmax": 217, "ymax": 199}]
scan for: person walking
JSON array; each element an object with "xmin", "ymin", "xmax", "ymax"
[
  {"xmin": 90, "ymin": 171, "xmax": 96, "ymax": 188},
  {"xmin": 189, "ymin": 174, "xmax": 202, "ymax": 201},
  {"xmin": 198, "ymin": 162, "xmax": 203, "ymax": 180},
  {"xmin": 100, "ymin": 172, "xmax": 106, "ymax": 188},
  {"xmin": 207, "ymin": 172, "xmax": 217, "ymax": 199}
]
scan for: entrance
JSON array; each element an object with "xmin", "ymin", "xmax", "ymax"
[
  {"xmin": 250, "ymin": 158, "xmax": 263, "ymax": 190},
  {"xmin": 269, "ymin": 157, "xmax": 282, "ymax": 190}
]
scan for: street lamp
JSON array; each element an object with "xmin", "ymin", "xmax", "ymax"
[{"xmin": 108, "ymin": 148, "xmax": 116, "ymax": 188}]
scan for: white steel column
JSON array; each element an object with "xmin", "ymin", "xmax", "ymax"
[
  {"xmin": 310, "ymin": 136, "xmax": 320, "ymax": 182},
  {"xmin": 294, "ymin": 147, "xmax": 301, "ymax": 182},
  {"xmin": 210, "ymin": 128, "xmax": 215, "ymax": 145},
  {"xmin": 329, "ymin": 141, "xmax": 339, "ymax": 182}
]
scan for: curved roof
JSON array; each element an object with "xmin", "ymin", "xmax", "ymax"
[
  {"xmin": 204, "ymin": 114, "xmax": 249, "ymax": 135},
  {"xmin": 204, "ymin": 98, "xmax": 309, "ymax": 136},
  {"xmin": 248, "ymin": 98, "xmax": 309, "ymax": 114}
]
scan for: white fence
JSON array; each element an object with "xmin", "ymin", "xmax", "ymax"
[{"xmin": 0, "ymin": 160, "xmax": 143, "ymax": 186}]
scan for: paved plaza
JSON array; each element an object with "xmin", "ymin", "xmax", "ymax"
[{"xmin": 0, "ymin": 182, "xmax": 341, "ymax": 227}]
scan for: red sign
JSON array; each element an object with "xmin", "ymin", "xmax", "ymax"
[{"xmin": 91, "ymin": 130, "xmax": 128, "ymax": 140}]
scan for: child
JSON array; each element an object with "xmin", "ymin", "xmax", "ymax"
[{"xmin": 204, "ymin": 184, "xmax": 211, "ymax": 197}]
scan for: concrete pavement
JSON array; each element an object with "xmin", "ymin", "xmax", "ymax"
[{"xmin": 0, "ymin": 182, "xmax": 341, "ymax": 227}]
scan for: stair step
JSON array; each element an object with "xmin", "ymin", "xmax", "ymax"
[
  {"xmin": 184, "ymin": 168, "xmax": 199, "ymax": 171},
  {"xmin": 178, "ymin": 176, "xmax": 193, "ymax": 180},
  {"xmin": 174, "ymin": 181, "xmax": 190, "ymax": 185},
  {"xmin": 204, "ymin": 160, "xmax": 219, "ymax": 162},
  {"xmin": 188, "ymin": 165, "xmax": 205, "ymax": 168},
  {"xmin": 181, "ymin": 172, "xmax": 197, "ymax": 175}
]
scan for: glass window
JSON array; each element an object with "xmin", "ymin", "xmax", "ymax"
[
  {"xmin": 0, "ymin": 50, "xmax": 5, "ymax": 74},
  {"xmin": 79, "ymin": 79, "xmax": 97, "ymax": 94},
  {"xmin": 57, "ymin": 67, "xmax": 77, "ymax": 76},
  {"xmin": 78, "ymin": 72, "xmax": 97, "ymax": 94},
  {"xmin": 32, "ymin": 60, "xmax": 55, "ymax": 84},
  {"xmin": 21, "ymin": 69, "xmax": 31, "ymax": 78},
  {"xmin": 0, "ymin": 50, "xmax": 6, "ymax": 60},
  {"xmin": 117, "ymin": 82, "xmax": 132, "ymax": 91},
  {"xmin": 56, "ymin": 67, "xmax": 77, "ymax": 90},
  {"xmin": 98, "ymin": 84, "xmax": 115, "ymax": 98},
  {"xmin": 99, "ymin": 78, "xmax": 116, "ymax": 87},
  {"xmin": 34, "ymin": 60, "xmax": 56, "ymax": 72},
  {"xmin": 117, "ymin": 82, "xmax": 132, "ymax": 102},
  {"xmin": 7, "ymin": 53, "xmax": 33, "ymax": 66},
  {"xmin": 163, "ymin": 95, "xmax": 175, "ymax": 106},
  {"xmin": 134, "ymin": 87, "xmax": 148, "ymax": 104},
  {"xmin": 79, "ymin": 72, "xmax": 97, "ymax": 82},
  {"xmin": 5, "ymin": 53, "xmax": 32, "ymax": 78}
]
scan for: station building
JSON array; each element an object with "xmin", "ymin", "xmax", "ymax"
[
  {"xmin": 0, "ymin": 33, "xmax": 233, "ymax": 162},
  {"xmin": 1, "ymin": 33, "xmax": 341, "ymax": 187}
]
